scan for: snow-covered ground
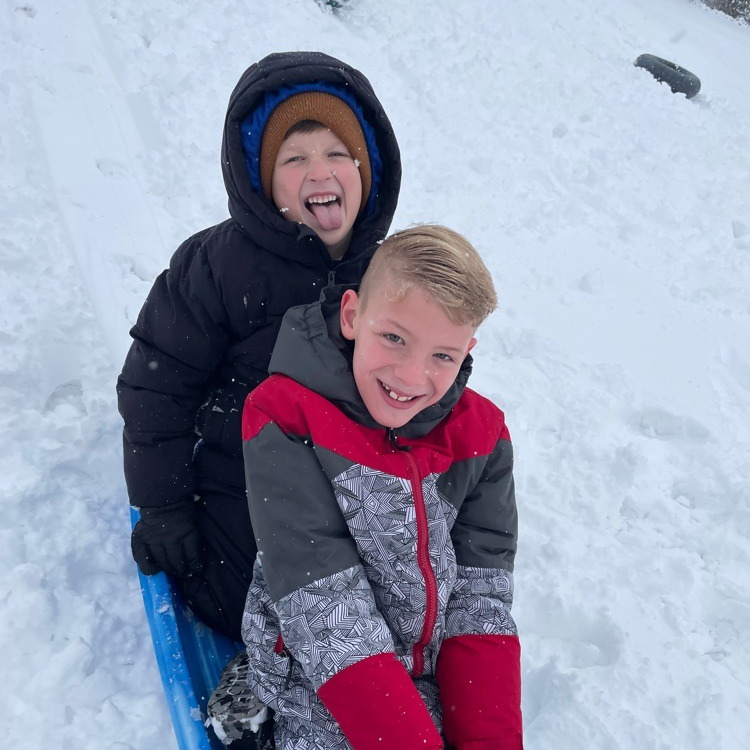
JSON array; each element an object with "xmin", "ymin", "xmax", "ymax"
[{"xmin": 2, "ymin": 0, "xmax": 749, "ymax": 747}]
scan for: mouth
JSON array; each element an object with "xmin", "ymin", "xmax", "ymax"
[
  {"xmin": 305, "ymin": 194, "xmax": 343, "ymax": 231},
  {"xmin": 305, "ymin": 194, "xmax": 340, "ymax": 208},
  {"xmin": 379, "ymin": 380, "xmax": 419, "ymax": 403}
]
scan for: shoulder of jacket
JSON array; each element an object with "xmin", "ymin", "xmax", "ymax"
[
  {"xmin": 168, "ymin": 219, "xmax": 291, "ymax": 297},
  {"xmin": 243, "ymin": 375, "xmax": 322, "ymax": 440},
  {"xmin": 441, "ymin": 388, "xmax": 511, "ymax": 450},
  {"xmin": 170, "ymin": 219, "xmax": 242, "ymax": 263},
  {"xmin": 457, "ymin": 387, "xmax": 506, "ymax": 421}
]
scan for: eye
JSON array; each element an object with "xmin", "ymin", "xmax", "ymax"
[
  {"xmin": 382, "ymin": 333, "xmax": 403, "ymax": 344},
  {"xmin": 329, "ymin": 150, "xmax": 352, "ymax": 158},
  {"xmin": 434, "ymin": 353, "xmax": 455, "ymax": 363},
  {"xmin": 282, "ymin": 154, "xmax": 304, "ymax": 164}
]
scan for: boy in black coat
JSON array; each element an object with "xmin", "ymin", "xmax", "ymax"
[{"xmin": 117, "ymin": 51, "xmax": 401, "ymax": 640}]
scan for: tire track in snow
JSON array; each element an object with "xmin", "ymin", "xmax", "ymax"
[{"xmin": 22, "ymin": 3, "xmax": 171, "ymax": 363}]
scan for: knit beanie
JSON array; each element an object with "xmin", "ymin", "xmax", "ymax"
[{"xmin": 259, "ymin": 91, "xmax": 372, "ymax": 213}]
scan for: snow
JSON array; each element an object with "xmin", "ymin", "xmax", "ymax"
[{"xmin": 1, "ymin": 0, "xmax": 749, "ymax": 747}]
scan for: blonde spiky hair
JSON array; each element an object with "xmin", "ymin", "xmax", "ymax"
[{"xmin": 359, "ymin": 224, "xmax": 497, "ymax": 328}]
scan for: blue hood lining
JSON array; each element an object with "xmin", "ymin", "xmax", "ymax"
[{"xmin": 240, "ymin": 81, "xmax": 382, "ymax": 218}]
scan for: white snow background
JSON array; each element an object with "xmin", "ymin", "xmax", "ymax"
[{"xmin": 2, "ymin": 0, "xmax": 749, "ymax": 748}]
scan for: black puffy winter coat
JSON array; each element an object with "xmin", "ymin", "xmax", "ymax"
[{"xmin": 117, "ymin": 51, "xmax": 401, "ymax": 511}]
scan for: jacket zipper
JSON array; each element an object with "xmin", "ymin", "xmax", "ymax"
[{"xmin": 402, "ymin": 447, "xmax": 438, "ymax": 678}]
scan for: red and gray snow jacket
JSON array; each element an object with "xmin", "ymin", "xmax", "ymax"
[{"xmin": 241, "ymin": 287, "xmax": 523, "ymax": 750}]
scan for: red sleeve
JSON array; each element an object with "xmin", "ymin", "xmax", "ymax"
[
  {"xmin": 436, "ymin": 635, "xmax": 523, "ymax": 750},
  {"xmin": 318, "ymin": 653, "xmax": 444, "ymax": 750}
]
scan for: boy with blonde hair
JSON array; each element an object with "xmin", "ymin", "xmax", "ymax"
[{"xmin": 239, "ymin": 224, "xmax": 523, "ymax": 750}]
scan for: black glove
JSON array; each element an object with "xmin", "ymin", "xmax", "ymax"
[{"xmin": 131, "ymin": 502, "xmax": 204, "ymax": 578}]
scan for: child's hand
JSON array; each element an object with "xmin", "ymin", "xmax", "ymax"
[{"xmin": 131, "ymin": 503, "xmax": 204, "ymax": 578}]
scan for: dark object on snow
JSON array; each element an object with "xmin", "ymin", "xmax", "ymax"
[{"xmin": 634, "ymin": 54, "xmax": 701, "ymax": 99}]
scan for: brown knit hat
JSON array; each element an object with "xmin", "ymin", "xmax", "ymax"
[{"xmin": 259, "ymin": 91, "xmax": 371, "ymax": 212}]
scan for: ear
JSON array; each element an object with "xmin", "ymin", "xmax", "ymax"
[
  {"xmin": 466, "ymin": 337, "xmax": 477, "ymax": 355},
  {"xmin": 340, "ymin": 289, "xmax": 360, "ymax": 341}
]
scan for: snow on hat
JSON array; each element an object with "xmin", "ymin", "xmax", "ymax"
[{"xmin": 259, "ymin": 91, "xmax": 371, "ymax": 213}]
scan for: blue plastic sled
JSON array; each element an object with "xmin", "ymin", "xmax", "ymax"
[{"xmin": 131, "ymin": 508, "xmax": 243, "ymax": 750}]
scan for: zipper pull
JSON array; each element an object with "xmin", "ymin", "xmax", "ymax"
[{"xmin": 386, "ymin": 427, "xmax": 410, "ymax": 451}]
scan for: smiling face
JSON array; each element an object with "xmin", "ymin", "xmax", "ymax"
[
  {"xmin": 340, "ymin": 283, "xmax": 477, "ymax": 429},
  {"xmin": 271, "ymin": 126, "xmax": 363, "ymax": 259}
]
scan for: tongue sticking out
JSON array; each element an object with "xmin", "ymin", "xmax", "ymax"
[{"xmin": 307, "ymin": 200, "xmax": 343, "ymax": 231}]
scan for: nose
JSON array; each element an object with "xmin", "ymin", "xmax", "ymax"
[
  {"xmin": 391, "ymin": 356, "xmax": 425, "ymax": 388},
  {"xmin": 307, "ymin": 153, "xmax": 333, "ymax": 181}
]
